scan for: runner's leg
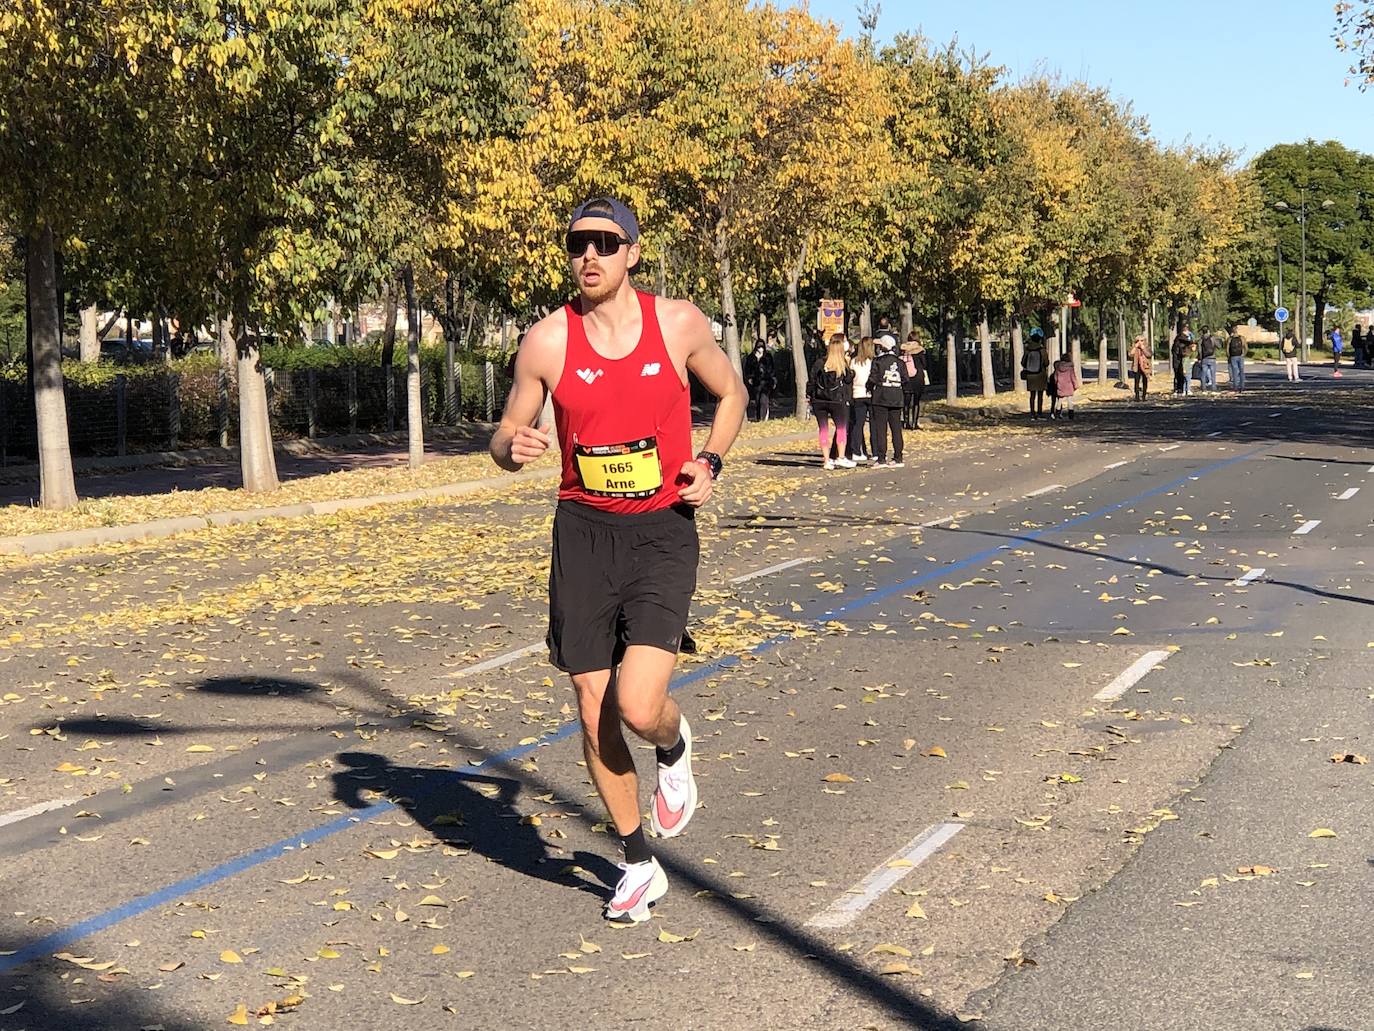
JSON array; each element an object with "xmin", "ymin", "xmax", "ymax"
[{"xmin": 573, "ymin": 669, "xmax": 641, "ymax": 835}]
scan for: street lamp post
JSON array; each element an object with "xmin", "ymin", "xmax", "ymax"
[{"xmin": 1275, "ymin": 190, "xmax": 1334, "ymax": 363}]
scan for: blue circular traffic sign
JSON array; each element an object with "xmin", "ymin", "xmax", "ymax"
[{"xmin": 1275, "ymin": 307, "xmax": 1290, "ymax": 323}]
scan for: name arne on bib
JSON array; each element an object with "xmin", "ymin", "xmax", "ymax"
[{"xmin": 573, "ymin": 436, "xmax": 664, "ymax": 499}]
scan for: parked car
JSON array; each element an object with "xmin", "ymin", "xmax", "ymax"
[{"xmin": 100, "ymin": 338, "xmax": 156, "ymax": 364}]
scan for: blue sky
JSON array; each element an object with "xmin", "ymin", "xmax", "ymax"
[{"xmin": 809, "ymin": 0, "xmax": 1372, "ymax": 162}]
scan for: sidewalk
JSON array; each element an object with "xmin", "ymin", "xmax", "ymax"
[
  {"xmin": 0, "ymin": 425, "xmax": 496, "ymax": 506},
  {"xmin": 0, "ymin": 422, "xmax": 819, "ymax": 559}
]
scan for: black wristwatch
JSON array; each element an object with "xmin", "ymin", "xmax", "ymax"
[{"xmin": 695, "ymin": 451, "xmax": 723, "ymax": 480}]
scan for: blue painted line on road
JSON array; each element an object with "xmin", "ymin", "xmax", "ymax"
[{"xmin": 0, "ymin": 445, "xmax": 1265, "ymax": 974}]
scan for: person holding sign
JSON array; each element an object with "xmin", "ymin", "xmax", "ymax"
[{"xmin": 490, "ymin": 197, "xmax": 746, "ymax": 924}]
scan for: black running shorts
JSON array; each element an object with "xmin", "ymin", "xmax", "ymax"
[{"xmin": 547, "ymin": 500, "xmax": 699, "ymax": 675}]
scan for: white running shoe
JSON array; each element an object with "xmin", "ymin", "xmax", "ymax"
[
  {"xmin": 824, "ymin": 459, "xmax": 835, "ymax": 470},
  {"xmin": 852, "ymin": 454, "xmax": 867, "ymax": 463},
  {"xmin": 604, "ymin": 857, "xmax": 669, "ymax": 925},
  {"xmin": 651, "ymin": 714, "xmax": 697, "ymax": 838},
  {"xmin": 888, "ymin": 460, "xmax": 905, "ymax": 468},
  {"xmin": 835, "ymin": 457, "xmax": 856, "ymax": 468}
]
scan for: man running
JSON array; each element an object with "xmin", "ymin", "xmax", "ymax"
[{"xmin": 490, "ymin": 198, "xmax": 747, "ymax": 923}]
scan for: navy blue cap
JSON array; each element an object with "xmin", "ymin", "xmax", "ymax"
[{"xmin": 568, "ymin": 197, "xmax": 640, "ymax": 243}]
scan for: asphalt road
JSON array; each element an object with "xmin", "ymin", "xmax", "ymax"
[{"xmin": 0, "ymin": 361, "xmax": 1370, "ymax": 1030}]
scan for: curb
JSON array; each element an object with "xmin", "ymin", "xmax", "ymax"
[{"xmin": 0, "ymin": 427, "xmax": 815, "ymax": 560}]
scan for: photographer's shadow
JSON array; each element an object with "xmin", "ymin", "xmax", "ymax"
[{"xmin": 331, "ymin": 752, "xmax": 619, "ymax": 901}]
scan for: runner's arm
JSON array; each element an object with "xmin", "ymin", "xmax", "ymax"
[
  {"xmin": 490, "ymin": 323, "xmax": 556, "ymax": 473},
  {"xmin": 677, "ymin": 305, "xmax": 746, "ymax": 460}
]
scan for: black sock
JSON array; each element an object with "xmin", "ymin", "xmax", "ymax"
[
  {"xmin": 619, "ymin": 825, "xmax": 651, "ymax": 865},
  {"xmin": 656, "ymin": 735, "xmax": 685, "ymax": 767}
]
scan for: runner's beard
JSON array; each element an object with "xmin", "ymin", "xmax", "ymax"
[{"xmin": 579, "ymin": 266, "xmax": 620, "ymax": 305}]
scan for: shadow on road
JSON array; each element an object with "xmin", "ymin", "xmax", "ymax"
[
  {"xmin": 330, "ymin": 750, "xmax": 619, "ymax": 901},
  {"xmin": 932, "ymin": 525, "xmax": 1374, "ymax": 611},
  {"xmin": 4, "ymin": 668, "xmax": 972, "ymax": 1030}
]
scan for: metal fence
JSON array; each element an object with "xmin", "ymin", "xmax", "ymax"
[{"xmin": 0, "ymin": 361, "xmax": 512, "ymax": 466}]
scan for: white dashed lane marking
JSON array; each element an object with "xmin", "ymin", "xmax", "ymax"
[
  {"xmin": 1094, "ymin": 649, "xmax": 1174, "ymax": 703},
  {"xmin": 805, "ymin": 822, "xmax": 965, "ymax": 930}
]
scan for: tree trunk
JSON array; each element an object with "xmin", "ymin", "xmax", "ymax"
[
  {"xmin": 715, "ymin": 228, "xmax": 743, "ymax": 376},
  {"xmin": 859, "ymin": 300, "xmax": 872, "ymax": 339},
  {"xmin": 785, "ymin": 244, "xmax": 809, "ymax": 418},
  {"xmin": 899, "ymin": 300, "xmax": 914, "ymax": 342},
  {"xmin": 1117, "ymin": 308, "xmax": 1128, "ymax": 387},
  {"xmin": 1312, "ymin": 289, "xmax": 1327, "ymax": 356},
  {"xmin": 656, "ymin": 255, "xmax": 667, "ymax": 297},
  {"xmin": 380, "ymin": 278, "xmax": 398, "ymax": 368},
  {"xmin": 79, "ymin": 303, "xmax": 100, "ymax": 363},
  {"xmin": 27, "ymin": 222, "xmax": 78, "ymax": 509},
  {"xmin": 235, "ymin": 317, "xmax": 279, "ymax": 492},
  {"xmin": 944, "ymin": 311, "xmax": 957, "ymax": 404},
  {"xmin": 404, "ymin": 265, "xmax": 424, "ymax": 471},
  {"xmin": 1071, "ymin": 332, "xmax": 1082, "ymax": 386},
  {"xmin": 978, "ymin": 311, "xmax": 995, "ymax": 398},
  {"xmin": 1097, "ymin": 309, "xmax": 1108, "ymax": 386},
  {"xmin": 757, "ymin": 310, "xmax": 767, "ymax": 346},
  {"xmin": 217, "ymin": 314, "xmax": 234, "ymax": 448},
  {"xmin": 1010, "ymin": 315, "xmax": 1026, "ymax": 394}
]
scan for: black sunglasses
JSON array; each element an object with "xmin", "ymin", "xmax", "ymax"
[{"xmin": 565, "ymin": 229, "xmax": 633, "ymax": 258}]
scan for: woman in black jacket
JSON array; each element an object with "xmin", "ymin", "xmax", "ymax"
[
  {"xmin": 743, "ymin": 339, "xmax": 776, "ymax": 421},
  {"xmin": 806, "ymin": 334, "xmax": 856, "ymax": 470},
  {"xmin": 867, "ymin": 334, "xmax": 909, "ymax": 467}
]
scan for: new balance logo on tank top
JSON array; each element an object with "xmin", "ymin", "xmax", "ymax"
[{"xmin": 553, "ymin": 290, "xmax": 693, "ymax": 514}]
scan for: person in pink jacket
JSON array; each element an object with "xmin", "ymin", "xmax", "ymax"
[{"xmin": 1049, "ymin": 355, "xmax": 1078, "ymax": 420}]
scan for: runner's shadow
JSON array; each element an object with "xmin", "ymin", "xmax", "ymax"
[{"xmin": 330, "ymin": 752, "xmax": 619, "ymax": 900}]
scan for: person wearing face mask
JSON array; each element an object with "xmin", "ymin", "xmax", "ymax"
[
  {"xmin": 743, "ymin": 338, "xmax": 776, "ymax": 421},
  {"xmin": 867, "ymin": 334, "xmax": 909, "ymax": 466}
]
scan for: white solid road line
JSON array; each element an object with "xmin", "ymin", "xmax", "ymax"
[
  {"xmin": 1230, "ymin": 567, "xmax": 1266, "ymax": 587},
  {"xmin": 1104, "ymin": 460, "xmax": 1129, "ymax": 470},
  {"xmin": 921, "ymin": 515, "xmax": 955, "ymax": 528},
  {"xmin": 1159, "ymin": 444, "xmax": 1181, "ymax": 452},
  {"xmin": 1269, "ymin": 411, "xmax": 1284, "ymax": 418},
  {"xmin": 1024, "ymin": 483, "xmax": 1065, "ymax": 498},
  {"xmin": 446, "ymin": 642, "xmax": 545, "ymax": 679},
  {"xmin": 1338, "ymin": 487, "xmax": 1361, "ymax": 501},
  {"xmin": 805, "ymin": 822, "xmax": 965, "ymax": 930},
  {"xmin": 1368, "ymin": 465, "xmax": 1374, "ymax": 474},
  {"xmin": 0, "ymin": 797, "xmax": 81, "ymax": 830},
  {"xmin": 1093, "ymin": 649, "xmax": 1174, "ymax": 703},
  {"xmin": 1206, "ymin": 430, "xmax": 1223, "ymax": 438},
  {"xmin": 730, "ymin": 557, "xmax": 812, "ymax": 584},
  {"xmin": 1294, "ymin": 520, "xmax": 1322, "ymax": 535}
]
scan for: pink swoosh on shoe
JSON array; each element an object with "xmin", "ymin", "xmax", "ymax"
[
  {"xmin": 655, "ymin": 791, "xmax": 685, "ymax": 830},
  {"xmin": 609, "ymin": 879, "xmax": 654, "ymax": 913}
]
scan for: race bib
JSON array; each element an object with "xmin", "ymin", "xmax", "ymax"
[{"xmin": 574, "ymin": 436, "xmax": 663, "ymax": 498}]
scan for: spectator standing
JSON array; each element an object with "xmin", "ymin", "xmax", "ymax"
[
  {"xmin": 1199, "ymin": 331, "xmax": 1219, "ymax": 391},
  {"xmin": 868, "ymin": 334, "xmax": 909, "ymax": 466},
  {"xmin": 1130, "ymin": 334, "xmax": 1152, "ymax": 400},
  {"xmin": 901, "ymin": 333, "xmax": 928, "ymax": 429},
  {"xmin": 1171, "ymin": 331, "xmax": 1189, "ymax": 396},
  {"xmin": 1331, "ymin": 327, "xmax": 1344, "ymax": 377},
  {"xmin": 1353, "ymin": 325, "xmax": 1366, "ymax": 369},
  {"xmin": 1021, "ymin": 328, "xmax": 1050, "ymax": 418},
  {"xmin": 743, "ymin": 339, "xmax": 775, "ymax": 422},
  {"xmin": 806, "ymin": 334, "xmax": 855, "ymax": 470},
  {"xmin": 1227, "ymin": 332, "xmax": 1247, "ymax": 390},
  {"xmin": 847, "ymin": 336, "xmax": 875, "ymax": 462},
  {"xmin": 1281, "ymin": 329, "xmax": 1300, "ymax": 381},
  {"xmin": 1181, "ymin": 338, "xmax": 1197, "ymax": 397},
  {"xmin": 1049, "ymin": 353, "xmax": 1078, "ymax": 420}
]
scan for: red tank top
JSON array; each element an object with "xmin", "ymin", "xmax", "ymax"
[{"xmin": 553, "ymin": 290, "xmax": 693, "ymax": 514}]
